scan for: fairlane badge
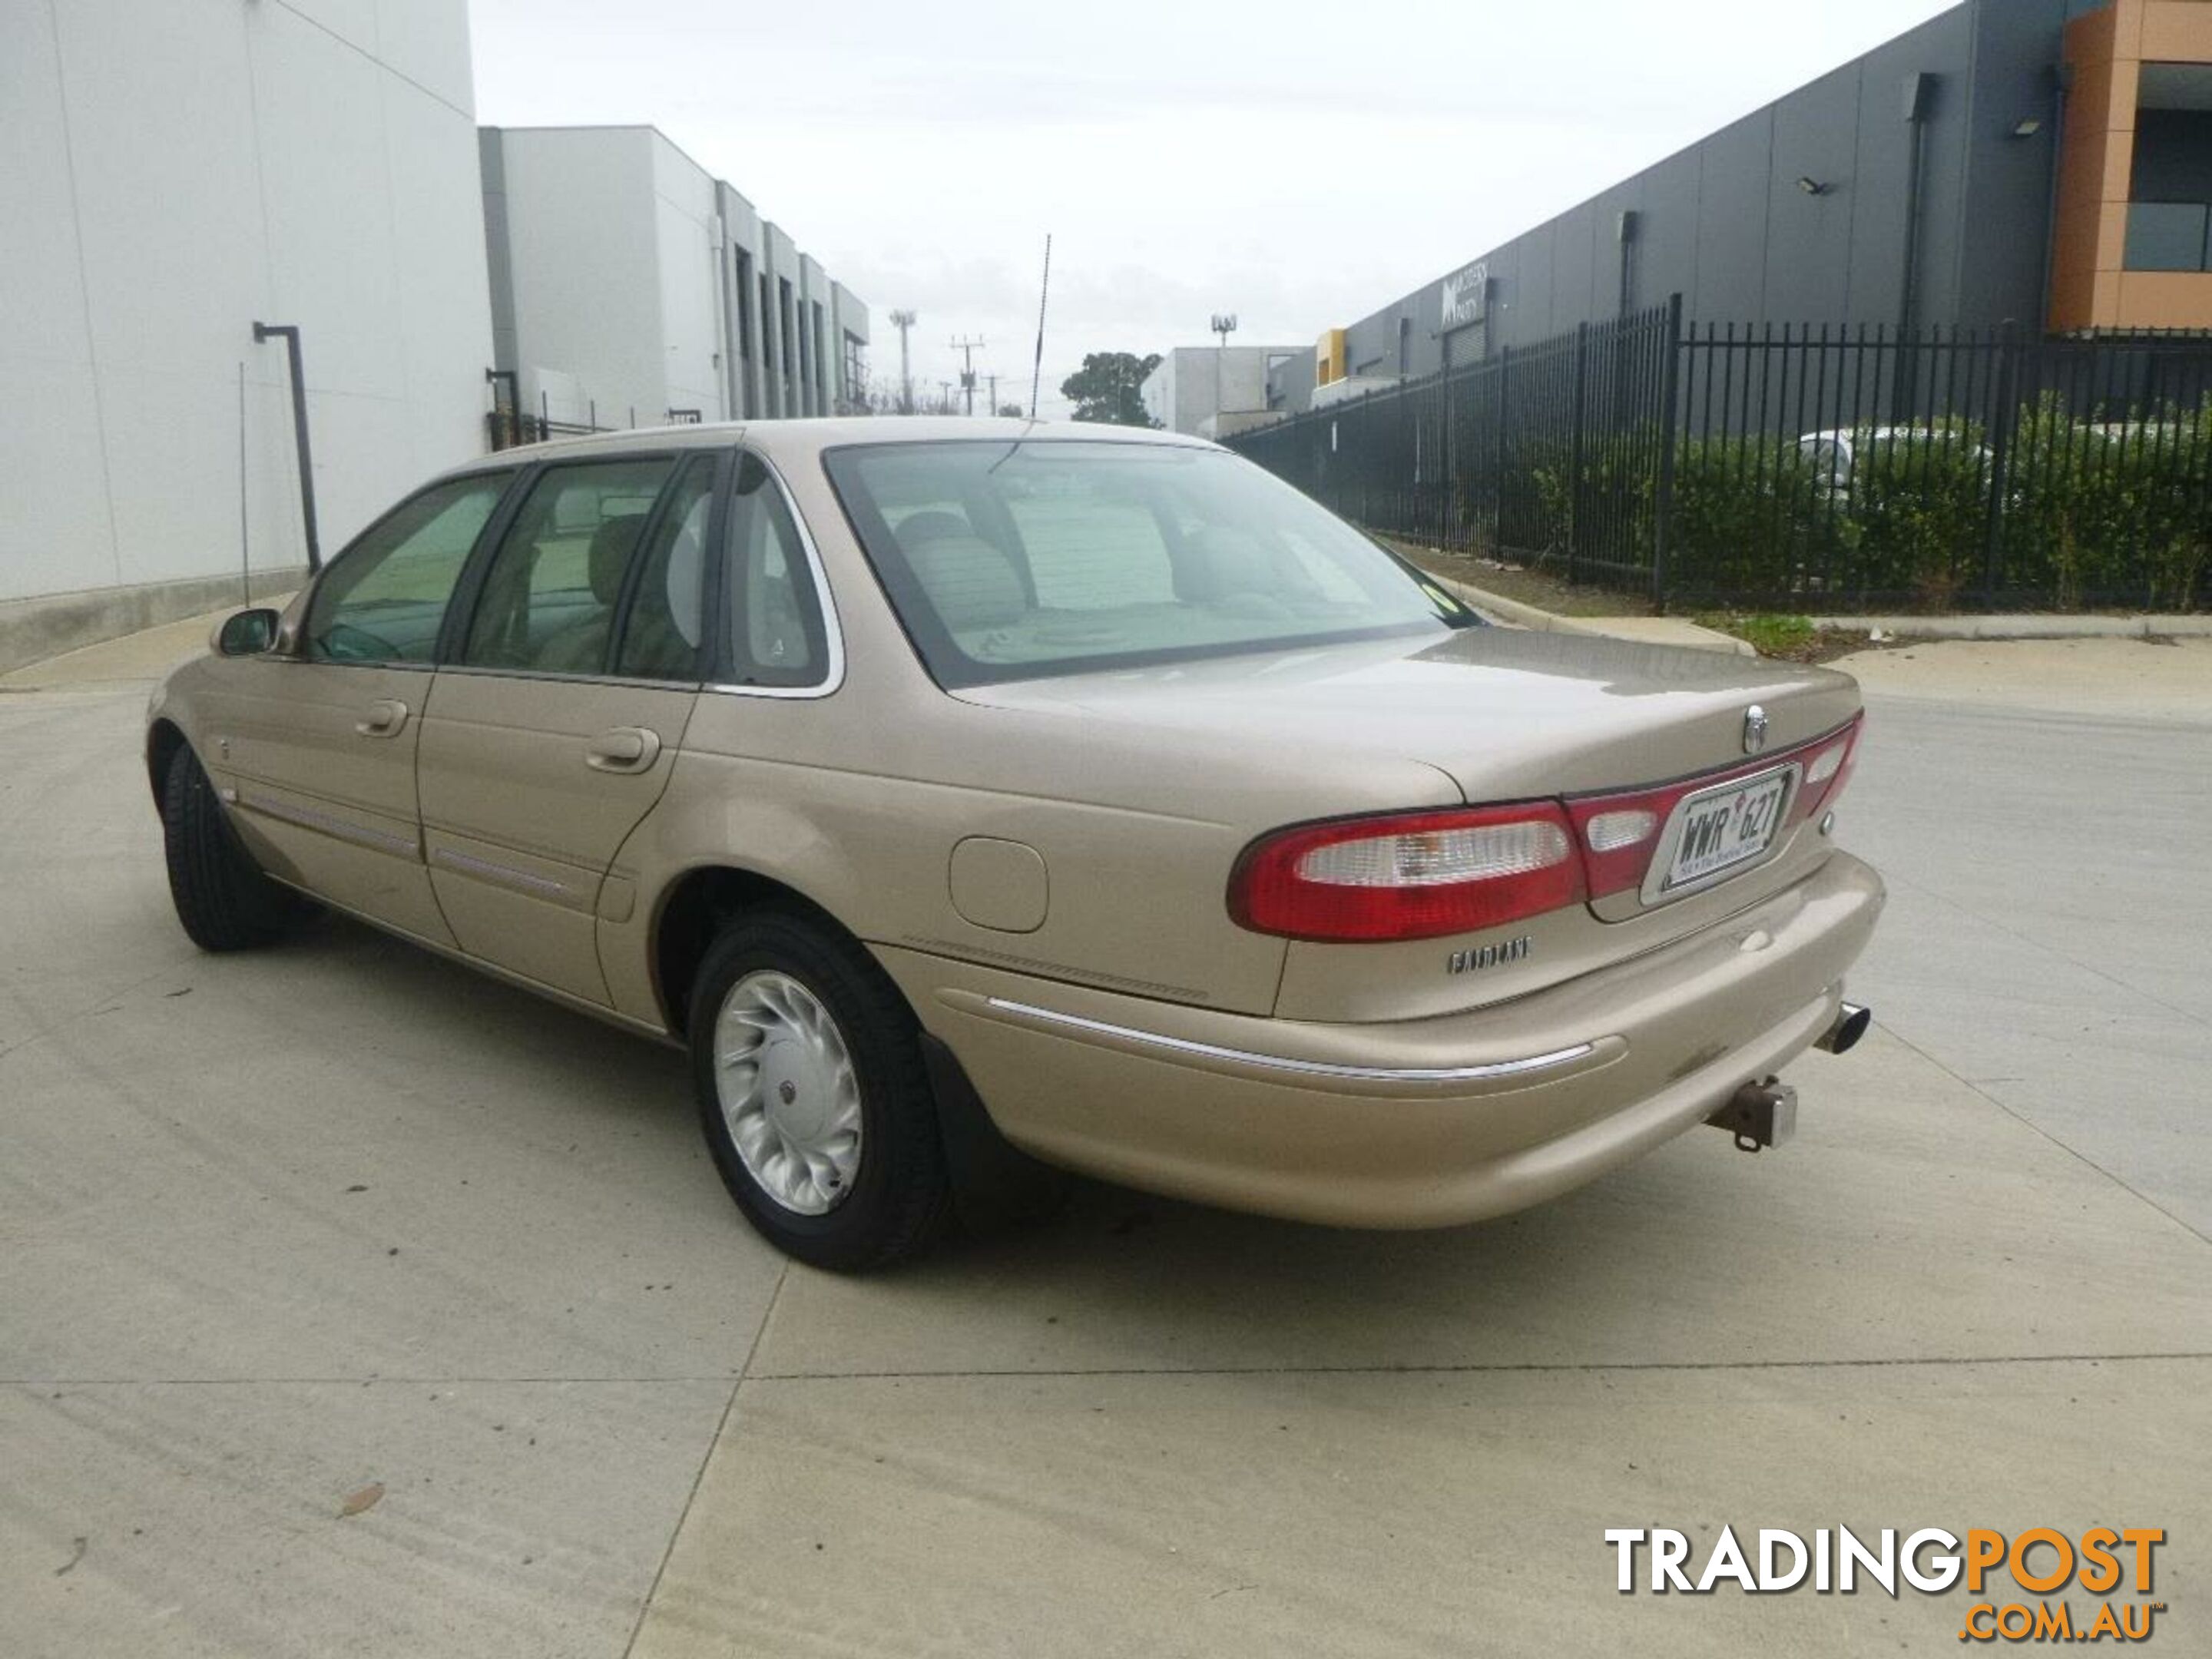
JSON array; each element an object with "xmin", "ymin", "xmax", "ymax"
[{"xmin": 1448, "ymin": 935, "xmax": 1532, "ymax": 975}]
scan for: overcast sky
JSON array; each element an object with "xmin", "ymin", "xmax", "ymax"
[{"xmin": 467, "ymin": 0, "xmax": 1955, "ymax": 419}]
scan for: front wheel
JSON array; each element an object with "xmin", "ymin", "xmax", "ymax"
[
  {"xmin": 688, "ymin": 910, "xmax": 951, "ymax": 1271},
  {"xmin": 161, "ymin": 745, "xmax": 307, "ymax": 952}
]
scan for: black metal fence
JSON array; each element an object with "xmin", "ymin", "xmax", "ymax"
[
  {"xmin": 482, "ymin": 379, "xmax": 710, "ymax": 452},
  {"xmin": 485, "ymin": 409, "xmax": 610, "ymax": 451},
  {"xmin": 1228, "ymin": 296, "xmax": 2212, "ymax": 612}
]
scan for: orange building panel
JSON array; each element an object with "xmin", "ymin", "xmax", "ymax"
[{"xmin": 2051, "ymin": 0, "xmax": 2212, "ymax": 332}]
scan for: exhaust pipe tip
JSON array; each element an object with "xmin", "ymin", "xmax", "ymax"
[{"xmin": 1816, "ymin": 1002, "xmax": 1871, "ymax": 1055}]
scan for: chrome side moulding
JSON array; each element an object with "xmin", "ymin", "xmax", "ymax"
[
  {"xmin": 240, "ymin": 790, "xmax": 419, "ymax": 859},
  {"xmin": 430, "ymin": 845, "xmax": 573, "ymax": 897},
  {"xmin": 982, "ymin": 996, "xmax": 1598, "ymax": 1084}
]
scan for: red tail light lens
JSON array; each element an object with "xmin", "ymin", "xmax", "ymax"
[
  {"xmin": 1229, "ymin": 803, "xmax": 1585, "ymax": 942},
  {"xmin": 1563, "ymin": 713, "xmax": 1865, "ymax": 898},
  {"xmin": 1789, "ymin": 714, "xmax": 1863, "ymax": 826},
  {"xmin": 1233, "ymin": 715, "xmax": 1863, "ymax": 939}
]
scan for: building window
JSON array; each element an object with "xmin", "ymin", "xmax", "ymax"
[
  {"xmin": 843, "ymin": 334, "xmax": 867, "ymax": 410},
  {"xmin": 795, "ymin": 298, "xmax": 812, "ymax": 404},
  {"xmin": 778, "ymin": 278, "xmax": 796, "ymax": 392},
  {"xmin": 734, "ymin": 250, "xmax": 754, "ymax": 361}
]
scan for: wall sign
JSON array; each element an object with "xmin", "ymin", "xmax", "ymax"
[{"xmin": 1441, "ymin": 260, "xmax": 1489, "ymax": 331}]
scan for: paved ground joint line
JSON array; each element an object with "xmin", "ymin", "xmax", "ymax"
[
  {"xmin": 1879, "ymin": 865, "xmax": 2210, "ymax": 1034},
  {"xmin": 737, "ymin": 1350, "xmax": 2212, "ymax": 1385},
  {"xmin": 11, "ymin": 1351, "xmax": 2212, "ymax": 1389},
  {"xmin": 1879, "ymin": 1020, "xmax": 2212, "ymax": 1249},
  {"xmin": 618, "ymin": 1259, "xmax": 790, "ymax": 1659}
]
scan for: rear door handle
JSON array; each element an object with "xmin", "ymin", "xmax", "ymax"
[
  {"xmin": 356, "ymin": 699, "xmax": 409, "ymax": 739},
  {"xmin": 584, "ymin": 726, "xmax": 661, "ymax": 774}
]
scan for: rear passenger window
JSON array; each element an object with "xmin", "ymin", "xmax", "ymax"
[
  {"xmin": 614, "ymin": 455, "xmax": 716, "ymax": 681},
  {"xmin": 459, "ymin": 458, "xmax": 675, "ymax": 674},
  {"xmin": 724, "ymin": 453, "xmax": 830, "ymax": 687}
]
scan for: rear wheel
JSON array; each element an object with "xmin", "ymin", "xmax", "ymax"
[
  {"xmin": 689, "ymin": 910, "xmax": 951, "ymax": 1270},
  {"xmin": 161, "ymin": 745, "xmax": 305, "ymax": 952}
]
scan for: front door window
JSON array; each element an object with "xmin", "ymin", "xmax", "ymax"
[{"xmin": 304, "ymin": 475, "xmax": 511, "ymax": 664}]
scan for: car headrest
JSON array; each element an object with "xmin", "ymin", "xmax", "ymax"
[
  {"xmin": 588, "ymin": 514, "xmax": 645, "ymax": 606},
  {"xmin": 1177, "ymin": 527, "xmax": 1274, "ymax": 601},
  {"xmin": 908, "ymin": 534, "xmax": 1027, "ymax": 632},
  {"xmin": 894, "ymin": 509, "xmax": 974, "ymax": 547}
]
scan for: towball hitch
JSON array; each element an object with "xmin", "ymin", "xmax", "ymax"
[{"xmin": 1707, "ymin": 1078, "xmax": 1798, "ymax": 1153}]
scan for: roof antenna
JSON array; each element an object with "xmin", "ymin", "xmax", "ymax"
[{"xmin": 1028, "ymin": 233, "xmax": 1052, "ymax": 421}]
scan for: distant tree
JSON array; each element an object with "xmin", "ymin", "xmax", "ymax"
[
  {"xmin": 996, "ymin": 401, "xmax": 1028, "ymax": 418},
  {"xmin": 1060, "ymin": 353, "xmax": 1162, "ymax": 426}
]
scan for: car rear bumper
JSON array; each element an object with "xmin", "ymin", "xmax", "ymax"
[{"xmin": 873, "ymin": 851, "xmax": 1886, "ymax": 1228}]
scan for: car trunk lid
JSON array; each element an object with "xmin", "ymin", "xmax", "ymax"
[{"xmin": 955, "ymin": 625, "xmax": 1865, "ymax": 1021}]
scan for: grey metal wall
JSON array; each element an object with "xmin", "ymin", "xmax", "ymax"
[{"xmin": 1339, "ymin": 0, "xmax": 2097, "ymax": 386}]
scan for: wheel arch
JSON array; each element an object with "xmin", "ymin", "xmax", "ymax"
[
  {"xmin": 650, "ymin": 863, "xmax": 865, "ymax": 1040},
  {"xmin": 147, "ymin": 719, "xmax": 188, "ymax": 819}
]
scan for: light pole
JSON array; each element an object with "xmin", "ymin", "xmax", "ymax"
[
  {"xmin": 889, "ymin": 309, "xmax": 917, "ymax": 414},
  {"xmin": 1210, "ymin": 312, "xmax": 1237, "ymax": 434}
]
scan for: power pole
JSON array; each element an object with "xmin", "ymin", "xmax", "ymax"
[
  {"xmin": 986, "ymin": 373, "xmax": 999, "ymax": 415},
  {"xmin": 888, "ymin": 309, "xmax": 917, "ymax": 414},
  {"xmin": 1210, "ymin": 312, "xmax": 1237, "ymax": 435},
  {"xmin": 938, "ymin": 379, "xmax": 955, "ymax": 414},
  {"xmin": 949, "ymin": 335, "xmax": 985, "ymax": 416}
]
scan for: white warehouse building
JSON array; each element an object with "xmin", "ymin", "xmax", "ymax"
[
  {"xmin": 479, "ymin": 126, "xmax": 869, "ymax": 435},
  {"xmin": 1141, "ymin": 345, "xmax": 1303, "ymax": 439},
  {"xmin": 3, "ymin": 0, "xmax": 494, "ymax": 670}
]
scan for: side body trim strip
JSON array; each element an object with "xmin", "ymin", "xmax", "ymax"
[
  {"xmin": 430, "ymin": 845, "xmax": 571, "ymax": 896},
  {"xmin": 983, "ymin": 997, "xmax": 1596, "ymax": 1083},
  {"xmin": 240, "ymin": 790, "xmax": 419, "ymax": 859}
]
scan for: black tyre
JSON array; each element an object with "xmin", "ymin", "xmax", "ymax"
[
  {"xmin": 161, "ymin": 745, "xmax": 303, "ymax": 952},
  {"xmin": 688, "ymin": 909, "xmax": 952, "ymax": 1271}
]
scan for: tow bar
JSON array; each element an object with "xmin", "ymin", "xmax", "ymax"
[{"xmin": 1707, "ymin": 1078, "xmax": 1798, "ymax": 1153}]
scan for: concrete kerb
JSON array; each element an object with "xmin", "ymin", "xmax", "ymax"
[
  {"xmin": 1432, "ymin": 573, "xmax": 2211, "ymax": 652},
  {"xmin": 1811, "ymin": 612, "xmax": 2212, "ymax": 641},
  {"xmin": 1429, "ymin": 575, "xmax": 1755, "ymax": 656}
]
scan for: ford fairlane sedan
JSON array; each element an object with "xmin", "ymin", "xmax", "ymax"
[{"xmin": 147, "ymin": 419, "xmax": 1883, "ymax": 1269}]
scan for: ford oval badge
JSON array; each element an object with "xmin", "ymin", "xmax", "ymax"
[{"xmin": 1743, "ymin": 704, "xmax": 1770, "ymax": 754}]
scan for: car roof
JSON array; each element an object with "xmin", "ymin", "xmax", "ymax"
[{"xmin": 442, "ymin": 416, "xmax": 1220, "ymax": 480}]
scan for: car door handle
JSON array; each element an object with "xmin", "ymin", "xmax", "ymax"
[
  {"xmin": 356, "ymin": 699, "xmax": 409, "ymax": 739},
  {"xmin": 584, "ymin": 726, "xmax": 661, "ymax": 773}
]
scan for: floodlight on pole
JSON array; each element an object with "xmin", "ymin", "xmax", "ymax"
[
  {"xmin": 1210, "ymin": 313, "xmax": 1237, "ymax": 435},
  {"xmin": 889, "ymin": 309, "xmax": 918, "ymax": 413}
]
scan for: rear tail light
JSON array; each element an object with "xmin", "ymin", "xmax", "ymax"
[
  {"xmin": 1237, "ymin": 714, "xmax": 1869, "ymax": 937},
  {"xmin": 1804, "ymin": 737, "xmax": 1849, "ymax": 786},
  {"xmin": 1568, "ymin": 791, "xmax": 1669, "ymax": 899},
  {"xmin": 1561, "ymin": 712, "xmax": 1866, "ymax": 898},
  {"xmin": 1229, "ymin": 803, "xmax": 1584, "ymax": 942},
  {"xmin": 1788, "ymin": 713, "xmax": 1863, "ymax": 826}
]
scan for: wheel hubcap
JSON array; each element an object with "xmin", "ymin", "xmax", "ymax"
[{"xmin": 712, "ymin": 970, "xmax": 863, "ymax": 1216}]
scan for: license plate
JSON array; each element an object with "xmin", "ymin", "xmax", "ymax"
[{"xmin": 1658, "ymin": 770, "xmax": 1792, "ymax": 893}]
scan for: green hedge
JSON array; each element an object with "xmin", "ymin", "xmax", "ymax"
[{"xmin": 1643, "ymin": 411, "xmax": 2206, "ymax": 610}]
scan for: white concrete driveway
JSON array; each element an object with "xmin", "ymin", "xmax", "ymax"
[{"xmin": 2, "ymin": 628, "xmax": 2207, "ymax": 1657}]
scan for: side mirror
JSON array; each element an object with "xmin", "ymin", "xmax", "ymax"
[{"xmin": 215, "ymin": 608, "xmax": 280, "ymax": 657}]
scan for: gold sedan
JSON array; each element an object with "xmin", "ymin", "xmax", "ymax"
[{"xmin": 146, "ymin": 419, "xmax": 1883, "ymax": 1269}]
